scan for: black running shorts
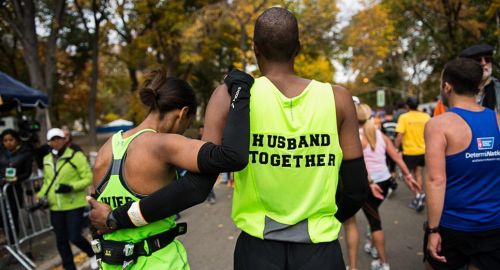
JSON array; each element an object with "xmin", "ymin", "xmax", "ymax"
[
  {"xmin": 403, "ymin": 154, "xmax": 425, "ymax": 170},
  {"xmin": 234, "ymin": 231, "xmax": 345, "ymax": 270},
  {"xmin": 425, "ymin": 227, "xmax": 500, "ymax": 270}
]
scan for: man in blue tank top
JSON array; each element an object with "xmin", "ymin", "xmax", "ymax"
[{"xmin": 424, "ymin": 58, "xmax": 500, "ymax": 270}]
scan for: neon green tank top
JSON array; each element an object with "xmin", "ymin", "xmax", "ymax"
[
  {"xmin": 233, "ymin": 77, "xmax": 343, "ymax": 243},
  {"xmin": 97, "ymin": 129, "xmax": 177, "ymax": 243}
]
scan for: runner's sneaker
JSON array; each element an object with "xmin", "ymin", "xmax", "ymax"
[
  {"xmin": 386, "ymin": 179, "xmax": 398, "ymax": 198},
  {"xmin": 408, "ymin": 197, "xmax": 419, "ymax": 209},
  {"xmin": 89, "ymin": 255, "xmax": 98, "ymax": 270},
  {"xmin": 207, "ymin": 197, "xmax": 216, "ymax": 205},
  {"xmin": 415, "ymin": 193, "xmax": 426, "ymax": 212},
  {"xmin": 371, "ymin": 259, "xmax": 390, "ymax": 270},
  {"xmin": 364, "ymin": 240, "xmax": 372, "ymax": 253},
  {"xmin": 364, "ymin": 240, "xmax": 379, "ymax": 258},
  {"xmin": 386, "ymin": 187, "xmax": 394, "ymax": 198}
]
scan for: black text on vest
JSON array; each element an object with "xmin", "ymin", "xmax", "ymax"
[
  {"xmin": 249, "ymin": 133, "xmax": 337, "ymax": 168},
  {"xmin": 100, "ymin": 196, "xmax": 134, "ymax": 208}
]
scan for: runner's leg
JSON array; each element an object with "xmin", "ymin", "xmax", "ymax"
[{"xmin": 343, "ymin": 217, "xmax": 359, "ymax": 269}]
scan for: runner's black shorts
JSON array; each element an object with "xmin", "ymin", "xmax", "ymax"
[
  {"xmin": 425, "ymin": 227, "xmax": 500, "ymax": 270},
  {"xmin": 385, "ymin": 153, "xmax": 396, "ymax": 173},
  {"xmin": 403, "ymin": 154, "xmax": 425, "ymax": 170},
  {"xmin": 234, "ymin": 231, "xmax": 345, "ymax": 270}
]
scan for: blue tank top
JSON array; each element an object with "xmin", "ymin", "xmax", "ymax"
[{"xmin": 441, "ymin": 107, "xmax": 500, "ymax": 232}]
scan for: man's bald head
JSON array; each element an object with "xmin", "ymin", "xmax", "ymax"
[{"xmin": 254, "ymin": 7, "xmax": 300, "ymax": 63}]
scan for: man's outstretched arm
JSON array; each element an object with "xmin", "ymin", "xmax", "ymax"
[
  {"xmin": 133, "ymin": 83, "xmax": 234, "ymax": 225},
  {"xmin": 332, "ymin": 86, "xmax": 369, "ymax": 222},
  {"xmin": 89, "ymin": 72, "xmax": 246, "ymax": 232}
]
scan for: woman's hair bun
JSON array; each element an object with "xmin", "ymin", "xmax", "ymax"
[
  {"xmin": 139, "ymin": 69, "xmax": 167, "ymax": 108},
  {"xmin": 139, "ymin": 87, "xmax": 157, "ymax": 108}
]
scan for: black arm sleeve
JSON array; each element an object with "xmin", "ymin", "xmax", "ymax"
[
  {"xmin": 197, "ymin": 69, "xmax": 252, "ymax": 173},
  {"xmin": 112, "ymin": 69, "xmax": 253, "ymax": 228},
  {"xmin": 113, "ymin": 172, "xmax": 218, "ymax": 228},
  {"xmin": 334, "ymin": 157, "xmax": 369, "ymax": 222}
]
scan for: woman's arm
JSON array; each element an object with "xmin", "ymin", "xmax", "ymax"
[
  {"xmin": 332, "ymin": 86, "xmax": 369, "ymax": 222},
  {"xmin": 160, "ymin": 70, "xmax": 252, "ymax": 173},
  {"xmin": 384, "ymin": 134, "xmax": 420, "ymax": 194}
]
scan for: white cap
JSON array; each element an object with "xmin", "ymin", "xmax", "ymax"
[{"xmin": 47, "ymin": 128, "xmax": 65, "ymax": 141}]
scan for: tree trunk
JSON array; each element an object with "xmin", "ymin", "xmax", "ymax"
[
  {"xmin": 21, "ymin": 31, "xmax": 50, "ymax": 140},
  {"xmin": 0, "ymin": 40, "xmax": 20, "ymax": 78},
  {"xmin": 128, "ymin": 66, "xmax": 138, "ymax": 92},
  {"xmin": 1, "ymin": 0, "xmax": 66, "ymax": 141},
  {"xmin": 88, "ymin": 30, "xmax": 99, "ymax": 149},
  {"xmin": 497, "ymin": 10, "xmax": 500, "ymax": 50},
  {"xmin": 239, "ymin": 22, "xmax": 247, "ymax": 72},
  {"xmin": 20, "ymin": 24, "xmax": 45, "ymax": 92},
  {"xmin": 44, "ymin": 0, "xmax": 66, "ymax": 109}
]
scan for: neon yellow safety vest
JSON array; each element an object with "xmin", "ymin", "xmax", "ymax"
[
  {"xmin": 96, "ymin": 129, "xmax": 189, "ymax": 270},
  {"xmin": 233, "ymin": 77, "xmax": 343, "ymax": 244}
]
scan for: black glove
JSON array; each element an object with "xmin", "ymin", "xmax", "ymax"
[{"xmin": 55, "ymin": 183, "xmax": 73, "ymax": 193}]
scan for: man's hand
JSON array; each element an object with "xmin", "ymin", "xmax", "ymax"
[
  {"xmin": 370, "ymin": 183, "xmax": 384, "ymax": 200},
  {"xmin": 427, "ymin": 233, "xmax": 447, "ymax": 263},
  {"xmin": 87, "ymin": 196, "xmax": 113, "ymax": 234}
]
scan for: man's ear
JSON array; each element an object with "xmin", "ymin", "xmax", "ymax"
[
  {"xmin": 294, "ymin": 41, "xmax": 301, "ymax": 57},
  {"xmin": 254, "ymin": 44, "xmax": 261, "ymax": 58},
  {"xmin": 443, "ymin": 82, "xmax": 453, "ymax": 95}
]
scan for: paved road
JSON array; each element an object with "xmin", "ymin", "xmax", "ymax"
[
  {"xmin": 180, "ymin": 179, "xmax": 426, "ymax": 270},
  {"xmin": 2, "ymin": 177, "xmax": 426, "ymax": 270}
]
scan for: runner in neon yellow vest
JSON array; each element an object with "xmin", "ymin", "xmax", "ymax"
[
  {"xmin": 232, "ymin": 77, "xmax": 344, "ymax": 243},
  {"xmin": 88, "ymin": 69, "xmax": 252, "ymax": 269},
  {"xmin": 208, "ymin": 7, "xmax": 369, "ymax": 269},
  {"xmin": 96, "ymin": 129, "xmax": 189, "ymax": 270}
]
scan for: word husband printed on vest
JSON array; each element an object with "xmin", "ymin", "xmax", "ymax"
[{"xmin": 249, "ymin": 133, "xmax": 336, "ymax": 168}]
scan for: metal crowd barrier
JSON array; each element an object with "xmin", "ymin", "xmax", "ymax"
[{"xmin": 0, "ymin": 176, "xmax": 53, "ymax": 270}]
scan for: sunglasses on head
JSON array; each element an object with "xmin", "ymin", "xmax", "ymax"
[{"xmin": 472, "ymin": 56, "xmax": 492, "ymax": 64}]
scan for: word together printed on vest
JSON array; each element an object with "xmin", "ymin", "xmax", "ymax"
[{"xmin": 249, "ymin": 133, "xmax": 336, "ymax": 168}]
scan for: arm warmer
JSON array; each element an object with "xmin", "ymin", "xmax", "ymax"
[
  {"xmin": 334, "ymin": 157, "xmax": 369, "ymax": 222},
  {"xmin": 112, "ymin": 69, "xmax": 253, "ymax": 228},
  {"xmin": 113, "ymin": 172, "xmax": 218, "ymax": 228},
  {"xmin": 197, "ymin": 69, "xmax": 252, "ymax": 173}
]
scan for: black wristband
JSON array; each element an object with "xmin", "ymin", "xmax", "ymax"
[
  {"xmin": 111, "ymin": 201, "xmax": 135, "ymax": 229},
  {"xmin": 106, "ymin": 212, "xmax": 119, "ymax": 230},
  {"xmin": 423, "ymin": 221, "xmax": 440, "ymax": 234}
]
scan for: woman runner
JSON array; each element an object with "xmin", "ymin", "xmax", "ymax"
[
  {"xmin": 344, "ymin": 103, "xmax": 420, "ymax": 270},
  {"xmin": 89, "ymin": 69, "xmax": 252, "ymax": 269}
]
